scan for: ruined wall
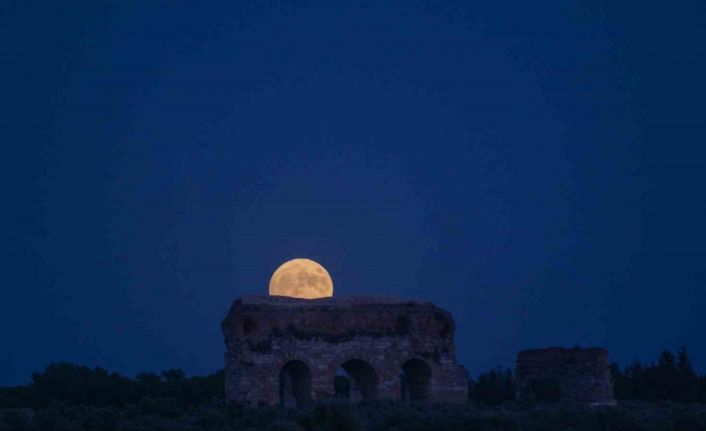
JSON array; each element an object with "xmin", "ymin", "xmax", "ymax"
[
  {"xmin": 221, "ymin": 295, "xmax": 468, "ymax": 406},
  {"xmin": 515, "ymin": 347, "xmax": 615, "ymax": 405}
]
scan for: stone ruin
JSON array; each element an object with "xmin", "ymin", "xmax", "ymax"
[
  {"xmin": 515, "ymin": 347, "xmax": 615, "ymax": 405},
  {"xmin": 221, "ymin": 295, "xmax": 469, "ymax": 406}
]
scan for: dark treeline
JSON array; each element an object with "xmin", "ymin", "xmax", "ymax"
[
  {"xmin": 2, "ymin": 350, "xmax": 706, "ymax": 430},
  {"xmin": 3, "ymin": 346, "xmax": 706, "ymax": 410},
  {"xmin": 468, "ymin": 367, "xmax": 515, "ymax": 406},
  {"xmin": 469, "ymin": 346, "xmax": 706, "ymax": 405},
  {"xmin": 611, "ymin": 346, "xmax": 706, "ymax": 403},
  {"xmin": 0, "ymin": 362, "xmax": 224, "ymax": 409}
]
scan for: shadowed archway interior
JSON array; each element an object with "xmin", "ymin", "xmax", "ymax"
[
  {"xmin": 279, "ymin": 360, "xmax": 312, "ymax": 408},
  {"xmin": 401, "ymin": 359, "xmax": 432, "ymax": 403},
  {"xmin": 334, "ymin": 359, "xmax": 379, "ymax": 401}
]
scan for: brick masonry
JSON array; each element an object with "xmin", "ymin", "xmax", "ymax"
[
  {"xmin": 515, "ymin": 347, "xmax": 616, "ymax": 405},
  {"xmin": 221, "ymin": 295, "xmax": 469, "ymax": 406}
]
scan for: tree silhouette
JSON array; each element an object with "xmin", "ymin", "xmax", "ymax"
[
  {"xmin": 470, "ymin": 367, "xmax": 515, "ymax": 405},
  {"xmin": 611, "ymin": 346, "xmax": 704, "ymax": 403},
  {"xmin": 0, "ymin": 362, "xmax": 224, "ymax": 408}
]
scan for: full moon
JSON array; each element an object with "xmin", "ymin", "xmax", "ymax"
[{"xmin": 268, "ymin": 258, "xmax": 334, "ymax": 299}]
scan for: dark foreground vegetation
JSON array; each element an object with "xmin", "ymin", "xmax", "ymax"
[
  {"xmin": 2, "ymin": 399, "xmax": 706, "ymax": 431},
  {"xmin": 1, "ymin": 347, "xmax": 705, "ymax": 430}
]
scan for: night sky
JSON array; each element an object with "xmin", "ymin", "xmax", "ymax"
[{"xmin": 2, "ymin": 1, "xmax": 705, "ymax": 386}]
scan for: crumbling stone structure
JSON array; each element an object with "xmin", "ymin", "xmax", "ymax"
[
  {"xmin": 515, "ymin": 347, "xmax": 615, "ymax": 405},
  {"xmin": 222, "ymin": 295, "xmax": 468, "ymax": 406}
]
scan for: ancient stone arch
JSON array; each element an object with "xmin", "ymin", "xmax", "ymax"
[
  {"xmin": 279, "ymin": 359, "xmax": 312, "ymax": 408},
  {"xmin": 336, "ymin": 358, "xmax": 379, "ymax": 401},
  {"xmin": 222, "ymin": 295, "xmax": 468, "ymax": 406},
  {"xmin": 400, "ymin": 358, "xmax": 432, "ymax": 403}
]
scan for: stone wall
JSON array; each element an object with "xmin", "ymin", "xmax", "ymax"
[
  {"xmin": 515, "ymin": 347, "xmax": 615, "ymax": 405},
  {"xmin": 221, "ymin": 295, "xmax": 468, "ymax": 406}
]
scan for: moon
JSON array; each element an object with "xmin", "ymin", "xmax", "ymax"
[{"xmin": 268, "ymin": 258, "xmax": 334, "ymax": 299}]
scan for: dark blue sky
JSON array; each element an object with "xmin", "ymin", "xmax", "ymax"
[{"xmin": 2, "ymin": 1, "xmax": 705, "ymax": 386}]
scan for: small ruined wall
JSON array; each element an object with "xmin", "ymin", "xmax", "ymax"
[
  {"xmin": 515, "ymin": 347, "xmax": 615, "ymax": 405},
  {"xmin": 221, "ymin": 295, "xmax": 468, "ymax": 406}
]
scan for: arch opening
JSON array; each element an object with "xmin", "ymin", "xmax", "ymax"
[
  {"xmin": 333, "ymin": 359, "xmax": 379, "ymax": 402},
  {"xmin": 279, "ymin": 360, "xmax": 311, "ymax": 408},
  {"xmin": 400, "ymin": 358, "xmax": 432, "ymax": 403},
  {"xmin": 334, "ymin": 367, "xmax": 351, "ymax": 398},
  {"xmin": 242, "ymin": 317, "xmax": 257, "ymax": 335}
]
